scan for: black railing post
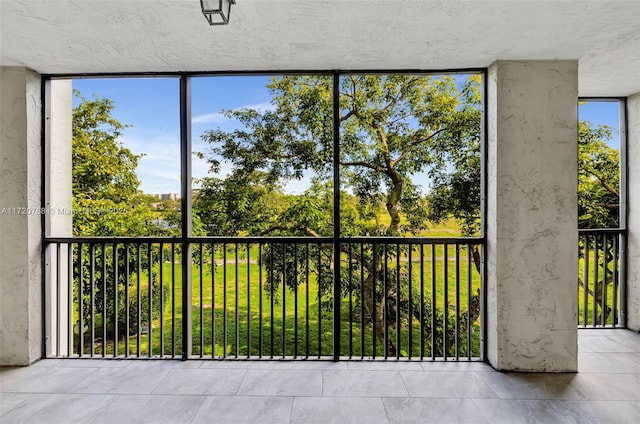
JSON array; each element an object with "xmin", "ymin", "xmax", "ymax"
[
  {"xmin": 180, "ymin": 74, "xmax": 193, "ymax": 359},
  {"xmin": 332, "ymin": 71, "xmax": 341, "ymax": 361},
  {"xmin": 480, "ymin": 70, "xmax": 488, "ymax": 362},
  {"xmin": 619, "ymin": 232, "xmax": 627, "ymax": 327}
]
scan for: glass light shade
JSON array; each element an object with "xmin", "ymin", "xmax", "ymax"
[{"xmin": 201, "ymin": 0, "xmax": 236, "ymax": 25}]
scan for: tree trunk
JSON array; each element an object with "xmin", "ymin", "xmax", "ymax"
[
  {"xmin": 385, "ymin": 171, "xmax": 403, "ymax": 236},
  {"xmin": 362, "ymin": 263, "xmax": 397, "ymax": 357},
  {"xmin": 472, "ymin": 245, "xmax": 481, "ymax": 274}
]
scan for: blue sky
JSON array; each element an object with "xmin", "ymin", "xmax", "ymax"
[
  {"xmin": 73, "ymin": 76, "xmax": 276, "ymax": 194},
  {"xmin": 72, "ymin": 77, "xmax": 622, "ymax": 195}
]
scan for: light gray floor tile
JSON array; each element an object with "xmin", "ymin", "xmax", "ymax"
[
  {"xmin": 383, "ymin": 398, "xmax": 488, "ymax": 424},
  {"xmin": 274, "ymin": 360, "xmax": 348, "ymax": 370},
  {"xmin": 578, "ymin": 330, "xmax": 609, "ymax": 336},
  {"xmin": 420, "ymin": 361, "xmax": 494, "ymax": 372},
  {"xmin": 90, "ymin": 394, "xmax": 206, "ymax": 424},
  {"xmin": 564, "ymin": 400, "xmax": 640, "ymax": 424},
  {"xmin": 152, "ymin": 368, "xmax": 246, "ymax": 395},
  {"xmin": 291, "ymin": 397, "xmax": 389, "ymax": 424},
  {"xmin": 200, "ymin": 360, "xmax": 276, "ymax": 369},
  {"xmin": 0, "ymin": 366, "xmax": 96, "ymax": 393},
  {"xmin": 31, "ymin": 359, "xmax": 62, "ymax": 367},
  {"xmin": 68, "ymin": 367, "xmax": 171, "ymax": 394},
  {"xmin": 579, "ymin": 336, "xmax": 638, "ymax": 353},
  {"xmin": 472, "ymin": 399, "xmax": 586, "ymax": 424},
  {"xmin": 55, "ymin": 359, "xmax": 130, "ymax": 368},
  {"xmin": 0, "ymin": 393, "xmax": 116, "ymax": 424},
  {"xmin": 478, "ymin": 372, "xmax": 588, "ymax": 400},
  {"xmin": 609, "ymin": 334, "xmax": 640, "ymax": 352},
  {"xmin": 0, "ymin": 393, "xmax": 31, "ymax": 416},
  {"xmin": 0, "ymin": 367, "xmax": 24, "ymax": 384},
  {"xmin": 347, "ymin": 361, "xmax": 423, "ymax": 371},
  {"xmin": 126, "ymin": 359, "xmax": 204, "ymax": 369},
  {"xmin": 238, "ymin": 369, "xmax": 323, "ymax": 396},
  {"xmin": 323, "ymin": 370, "xmax": 408, "ymax": 397},
  {"xmin": 400, "ymin": 371, "xmax": 498, "ymax": 398},
  {"xmin": 578, "ymin": 330, "xmax": 640, "ymax": 352},
  {"xmin": 191, "ymin": 396, "xmax": 293, "ymax": 424},
  {"xmin": 568, "ymin": 373, "xmax": 640, "ymax": 401},
  {"xmin": 579, "ymin": 352, "xmax": 640, "ymax": 373}
]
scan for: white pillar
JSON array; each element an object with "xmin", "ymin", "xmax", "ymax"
[
  {"xmin": 486, "ymin": 61, "xmax": 579, "ymax": 372},
  {"xmin": 0, "ymin": 67, "xmax": 43, "ymax": 366},
  {"xmin": 626, "ymin": 93, "xmax": 640, "ymax": 331},
  {"xmin": 44, "ymin": 79, "xmax": 73, "ymax": 357}
]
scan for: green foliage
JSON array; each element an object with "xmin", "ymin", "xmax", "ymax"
[
  {"xmin": 426, "ymin": 137, "xmax": 481, "ymax": 237},
  {"xmin": 578, "ymin": 121, "xmax": 619, "ymax": 229},
  {"xmin": 122, "ymin": 266, "xmax": 169, "ymax": 336},
  {"xmin": 72, "ymin": 90, "xmax": 157, "ymax": 236},
  {"xmin": 193, "ymin": 171, "xmax": 287, "ymax": 236},
  {"xmin": 74, "ymin": 245, "xmax": 169, "ymax": 342}
]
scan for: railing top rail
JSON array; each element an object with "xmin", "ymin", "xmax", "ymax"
[
  {"xmin": 45, "ymin": 235, "xmax": 485, "ymax": 244},
  {"xmin": 189, "ymin": 236, "xmax": 334, "ymax": 243},
  {"xmin": 47, "ymin": 231, "xmax": 622, "ymax": 243},
  {"xmin": 578, "ymin": 228, "xmax": 626, "ymax": 235},
  {"xmin": 339, "ymin": 236, "xmax": 484, "ymax": 244},
  {"xmin": 44, "ymin": 236, "xmax": 180, "ymax": 244}
]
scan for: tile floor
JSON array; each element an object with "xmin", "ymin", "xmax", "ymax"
[{"xmin": 1, "ymin": 329, "xmax": 639, "ymax": 423}]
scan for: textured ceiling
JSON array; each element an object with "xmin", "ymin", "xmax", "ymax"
[{"xmin": 1, "ymin": 0, "xmax": 639, "ymax": 96}]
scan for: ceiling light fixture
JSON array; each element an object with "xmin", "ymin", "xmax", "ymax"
[{"xmin": 201, "ymin": 0, "xmax": 236, "ymax": 25}]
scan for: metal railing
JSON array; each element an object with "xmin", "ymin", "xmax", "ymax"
[
  {"xmin": 44, "ymin": 238, "xmax": 182, "ymax": 358},
  {"xmin": 578, "ymin": 229, "xmax": 626, "ymax": 328},
  {"xmin": 44, "ymin": 236, "xmax": 484, "ymax": 360}
]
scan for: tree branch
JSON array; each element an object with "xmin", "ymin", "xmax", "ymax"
[
  {"xmin": 391, "ymin": 128, "xmax": 446, "ymax": 166},
  {"xmin": 340, "ymin": 109, "xmax": 357, "ymax": 122},
  {"xmin": 584, "ymin": 167, "xmax": 619, "ymax": 197},
  {"xmin": 372, "ymin": 124, "xmax": 391, "ymax": 168},
  {"xmin": 259, "ymin": 223, "xmax": 321, "ymax": 238},
  {"xmin": 259, "ymin": 224, "xmax": 288, "ymax": 236},
  {"xmin": 340, "ymin": 161, "xmax": 385, "ymax": 173},
  {"xmin": 378, "ymin": 76, "xmax": 420, "ymax": 117}
]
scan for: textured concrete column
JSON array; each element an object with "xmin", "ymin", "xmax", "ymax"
[
  {"xmin": 486, "ymin": 61, "xmax": 578, "ymax": 372},
  {"xmin": 627, "ymin": 93, "xmax": 640, "ymax": 332},
  {"xmin": 0, "ymin": 67, "xmax": 43, "ymax": 365},
  {"xmin": 44, "ymin": 79, "xmax": 73, "ymax": 356}
]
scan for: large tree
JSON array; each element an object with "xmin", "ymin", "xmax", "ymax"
[
  {"xmin": 72, "ymin": 92, "xmax": 168, "ymax": 342},
  {"xmin": 199, "ymin": 74, "xmax": 483, "ymax": 356},
  {"xmin": 72, "ymin": 90, "xmax": 157, "ymax": 236}
]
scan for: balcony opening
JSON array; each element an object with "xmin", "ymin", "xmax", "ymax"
[
  {"xmin": 45, "ymin": 71, "xmax": 485, "ymax": 360},
  {"xmin": 577, "ymin": 99, "xmax": 627, "ymax": 328}
]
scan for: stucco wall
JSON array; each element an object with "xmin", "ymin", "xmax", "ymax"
[
  {"xmin": 627, "ymin": 93, "xmax": 640, "ymax": 331},
  {"xmin": 44, "ymin": 79, "xmax": 73, "ymax": 356},
  {"xmin": 0, "ymin": 67, "xmax": 43, "ymax": 365},
  {"xmin": 487, "ymin": 61, "xmax": 578, "ymax": 371}
]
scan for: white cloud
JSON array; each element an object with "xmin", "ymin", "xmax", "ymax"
[
  {"xmin": 192, "ymin": 112, "xmax": 226, "ymax": 124},
  {"xmin": 119, "ymin": 133, "xmax": 181, "ymax": 194},
  {"xmin": 241, "ymin": 102, "xmax": 276, "ymax": 113},
  {"xmin": 191, "ymin": 101, "xmax": 275, "ymax": 125},
  {"xmin": 115, "ymin": 100, "xmax": 277, "ymax": 193}
]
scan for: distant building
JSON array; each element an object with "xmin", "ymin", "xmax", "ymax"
[{"xmin": 157, "ymin": 193, "xmax": 180, "ymax": 201}]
